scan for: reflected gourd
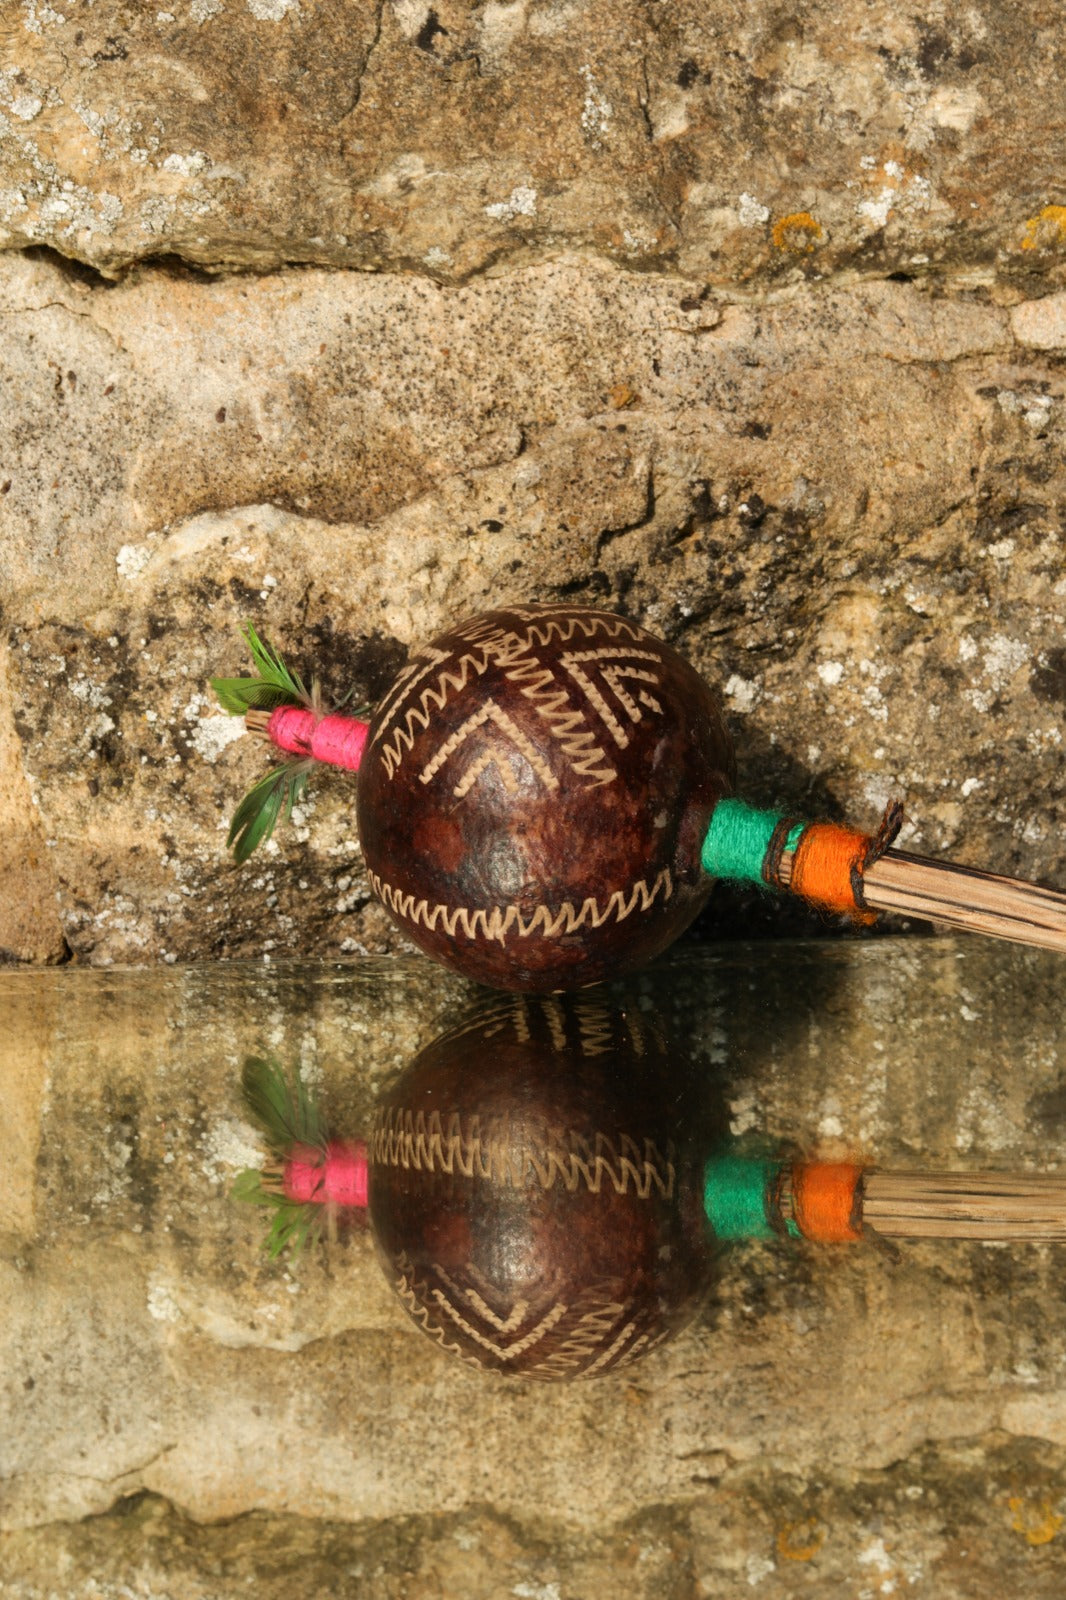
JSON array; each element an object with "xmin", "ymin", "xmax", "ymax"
[{"xmin": 367, "ymin": 996, "xmax": 719, "ymax": 1378}]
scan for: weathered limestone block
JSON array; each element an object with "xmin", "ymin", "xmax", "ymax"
[
  {"xmin": 1, "ymin": 0, "xmax": 1065, "ymax": 287},
  {"xmin": 2, "ymin": 942, "xmax": 1066, "ymax": 1592},
  {"xmin": 2, "ymin": 251, "xmax": 1064, "ymax": 963},
  {"xmin": 4, "ymin": 1447, "xmax": 1066, "ymax": 1600},
  {"xmin": 0, "ymin": 639, "xmax": 65, "ymax": 961}
]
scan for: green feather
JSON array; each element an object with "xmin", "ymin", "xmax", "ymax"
[
  {"xmin": 226, "ymin": 760, "xmax": 311, "ymax": 865},
  {"xmin": 212, "ymin": 622, "xmax": 311, "ymax": 716},
  {"xmin": 233, "ymin": 1057, "xmax": 329, "ymax": 1260},
  {"xmin": 232, "ymin": 1168, "xmax": 323, "ymax": 1259},
  {"xmin": 240, "ymin": 1056, "xmax": 328, "ymax": 1156}
]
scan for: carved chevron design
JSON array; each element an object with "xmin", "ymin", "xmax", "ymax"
[
  {"xmin": 390, "ymin": 1254, "xmax": 486, "ymax": 1372},
  {"xmin": 367, "ymin": 865, "xmax": 673, "ymax": 945},
  {"xmin": 371, "ymin": 1107, "xmax": 675, "ymax": 1199},
  {"xmin": 429, "ymin": 1274, "xmax": 570, "ymax": 1362},
  {"xmin": 531, "ymin": 1300, "xmax": 630, "ymax": 1378},
  {"xmin": 395, "ymin": 1250, "xmax": 653, "ymax": 1376},
  {"xmin": 558, "ymin": 648, "xmax": 663, "ymax": 748},
  {"xmin": 417, "ymin": 699, "xmax": 559, "ymax": 795},
  {"xmin": 371, "ymin": 640, "xmax": 500, "ymax": 778}
]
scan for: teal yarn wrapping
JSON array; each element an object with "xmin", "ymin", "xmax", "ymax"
[
  {"xmin": 700, "ymin": 798, "xmax": 805, "ymax": 887},
  {"xmin": 703, "ymin": 1154, "xmax": 779, "ymax": 1241}
]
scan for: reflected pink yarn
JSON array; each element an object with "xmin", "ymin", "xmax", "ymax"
[
  {"xmin": 283, "ymin": 1140, "xmax": 369, "ymax": 1208},
  {"xmin": 266, "ymin": 706, "xmax": 369, "ymax": 772}
]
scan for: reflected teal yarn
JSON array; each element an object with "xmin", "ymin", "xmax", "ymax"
[
  {"xmin": 701, "ymin": 799, "xmax": 805, "ymax": 886},
  {"xmin": 703, "ymin": 1154, "xmax": 777, "ymax": 1240}
]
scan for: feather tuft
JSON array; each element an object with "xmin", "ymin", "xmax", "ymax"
[
  {"xmin": 232, "ymin": 1168, "xmax": 324, "ymax": 1258},
  {"xmin": 240, "ymin": 1056, "xmax": 328, "ymax": 1156},
  {"xmin": 226, "ymin": 760, "xmax": 312, "ymax": 865},
  {"xmin": 233, "ymin": 1057, "xmax": 330, "ymax": 1259},
  {"xmin": 212, "ymin": 622, "xmax": 313, "ymax": 716}
]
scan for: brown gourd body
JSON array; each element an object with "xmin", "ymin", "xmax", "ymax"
[
  {"xmin": 368, "ymin": 997, "xmax": 719, "ymax": 1379},
  {"xmin": 356, "ymin": 604, "xmax": 735, "ymax": 990}
]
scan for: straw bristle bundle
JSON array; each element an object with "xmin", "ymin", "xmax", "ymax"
[
  {"xmin": 779, "ymin": 846, "xmax": 1066, "ymax": 953},
  {"xmin": 862, "ymin": 1171, "xmax": 1066, "ymax": 1241}
]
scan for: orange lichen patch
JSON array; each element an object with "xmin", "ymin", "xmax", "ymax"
[
  {"xmin": 776, "ymin": 1518, "xmax": 826, "ymax": 1561},
  {"xmin": 609, "ymin": 382, "xmax": 639, "ymax": 409},
  {"xmin": 771, "ymin": 211, "xmax": 823, "ymax": 252},
  {"xmin": 1008, "ymin": 1495, "xmax": 1064, "ymax": 1545},
  {"xmin": 1020, "ymin": 205, "xmax": 1066, "ymax": 251}
]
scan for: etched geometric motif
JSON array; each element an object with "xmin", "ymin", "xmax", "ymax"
[
  {"xmin": 558, "ymin": 648, "xmax": 663, "ymax": 748},
  {"xmin": 370, "ymin": 636, "xmax": 500, "ymax": 779},
  {"xmin": 370, "ymin": 610, "xmax": 672, "ymax": 789},
  {"xmin": 367, "ymin": 864, "xmax": 674, "ymax": 946},
  {"xmin": 497, "ymin": 648, "xmax": 616, "ymax": 787},
  {"xmin": 528, "ymin": 1299, "xmax": 632, "ymax": 1378},
  {"xmin": 417, "ymin": 699, "xmax": 559, "ymax": 796},
  {"xmin": 391, "ymin": 1254, "xmax": 647, "ymax": 1377},
  {"xmin": 428, "ymin": 1266, "xmax": 571, "ymax": 1362}
]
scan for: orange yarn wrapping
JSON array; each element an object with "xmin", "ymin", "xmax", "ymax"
[
  {"xmin": 791, "ymin": 1162, "xmax": 864, "ymax": 1243},
  {"xmin": 789, "ymin": 821, "xmax": 875, "ymax": 923}
]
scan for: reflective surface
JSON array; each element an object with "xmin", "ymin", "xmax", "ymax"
[{"xmin": 3, "ymin": 938, "xmax": 1066, "ymax": 1592}]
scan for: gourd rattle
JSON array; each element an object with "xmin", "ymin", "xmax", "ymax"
[
  {"xmin": 236, "ymin": 997, "xmax": 1066, "ymax": 1381},
  {"xmin": 213, "ymin": 605, "xmax": 1066, "ymax": 989}
]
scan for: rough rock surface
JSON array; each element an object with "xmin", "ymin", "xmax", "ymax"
[
  {"xmin": 2, "ymin": 250, "xmax": 1064, "ymax": 963},
  {"xmin": 1, "ymin": 0, "xmax": 1066, "ymax": 287},
  {"xmin": 3, "ymin": 944, "xmax": 1066, "ymax": 1594}
]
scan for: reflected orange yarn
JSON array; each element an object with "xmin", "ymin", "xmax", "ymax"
[{"xmin": 792, "ymin": 1162, "xmax": 863, "ymax": 1243}]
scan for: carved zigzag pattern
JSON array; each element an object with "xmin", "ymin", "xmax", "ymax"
[
  {"xmin": 435, "ymin": 998, "xmax": 533, "ymax": 1047},
  {"xmin": 495, "ymin": 650, "xmax": 617, "ymax": 787},
  {"xmin": 368, "ymin": 865, "xmax": 674, "ymax": 946},
  {"xmin": 531, "ymin": 1300, "xmax": 630, "ymax": 1378},
  {"xmin": 390, "ymin": 1254, "xmax": 485, "ymax": 1372},
  {"xmin": 435, "ymin": 999, "xmax": 620, "ymax": 1057},
  {"xmin": 496, "ymin": 609, "xmax": 649, "ymax": 649},
  {"xmin": 372, "ymin": 643, "xmax": 499, "ymax": 779},
  {"xmin": 574, "ymin": 1000, "xmax": 614, "ymax": 1058},
  {"xmin": 371, "ymin": 1109, "xmax": 675, "ymax": 1199}
]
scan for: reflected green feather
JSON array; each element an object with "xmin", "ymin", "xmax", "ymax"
[
  {"xmin": 240, "ymin": 1056, "xmax": 327, "ymax": 1155},
  {"xmin": 232, "ymin": 1168, "xmax": 323, "ymax": 1259},
  {"xmin": 233, "ymin": 1057, "xmax": 329, "ymax": 1259}
]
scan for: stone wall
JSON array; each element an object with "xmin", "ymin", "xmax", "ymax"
[{"xmin": 1, "ymin": 0, "xmax": 1065, "ymax": 963}]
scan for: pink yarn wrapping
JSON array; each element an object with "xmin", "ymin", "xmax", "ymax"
[
  {"xmin": 266, "ymin": 706, "xmax": 369, "ymax": 772},
  {"xmin": 283, "ymin": 1140, "xmax": 369, "ymax": 1208}
]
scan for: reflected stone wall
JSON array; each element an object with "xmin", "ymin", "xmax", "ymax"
[{"xmin": 3, "ymin": 943, "xmax": 1066, "ymax": 1597}]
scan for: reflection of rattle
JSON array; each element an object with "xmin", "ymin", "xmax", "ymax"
[
  {"xmin": 235, "ymin": 1000, "xmax": 1066, "ymax": 1382},
  {"xmin": 214, "ymin": 606, "xmax": 1066, "ymax": 990}
]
